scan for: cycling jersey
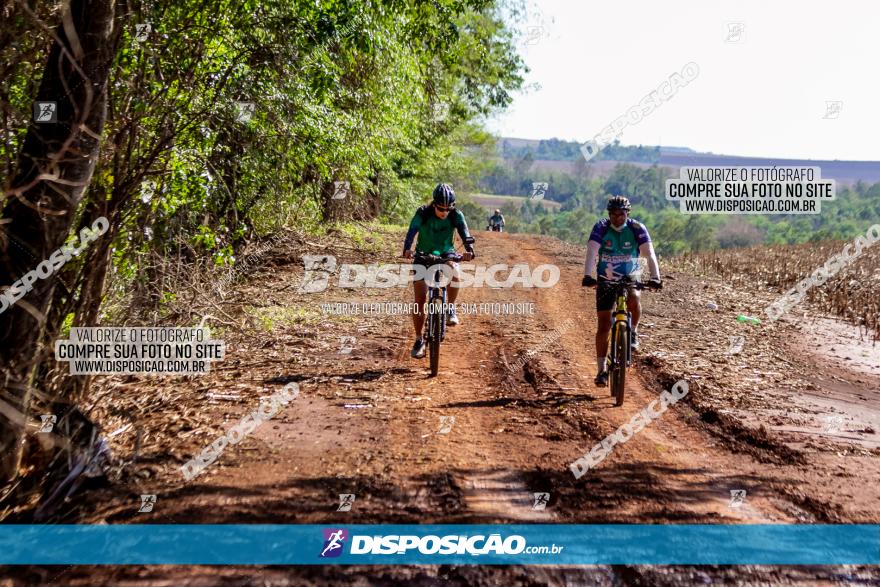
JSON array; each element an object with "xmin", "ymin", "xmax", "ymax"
[
  {"xmin": 489, "ymin": 214, "xmax": 504, "ymax": 226},
  {"xmin": 403, "ymin": 207, "xmax": 472, "ymax": 254},
  {"xmin": 585, "ymin": 218, "xmax": 657, "ymax": 280}
]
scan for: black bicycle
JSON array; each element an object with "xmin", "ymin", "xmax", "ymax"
[
  {"xmin": 598, "ymin": 275, "xmax": 655, "ymax": 406},
  {"xmin": 414, "ymin": 237, "xmax": 475, "ymax": 376}
]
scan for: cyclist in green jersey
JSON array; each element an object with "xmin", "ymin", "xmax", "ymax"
[
  {"xmin": 402, "ymin": 184, "xmax": 475, "ymax": 358},
  {"xmin": 581, "ymin": 196, "xmax": 662, "ymax": 386}
]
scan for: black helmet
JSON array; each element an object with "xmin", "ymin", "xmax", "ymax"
[
  {"xmin": 606, "ymin": 196, "xmax": 632, "ymax": 211},
  {"xmin": 432, "ymin": 183, "xmax": 456, "ymax": 207}
]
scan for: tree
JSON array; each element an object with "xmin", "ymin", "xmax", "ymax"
[
  {"xmin": 0, "ymin": 0, "xmax": 526, "ymax": 501},
  {"xmin": 716, "ymin": 218, "xmax": 764, "ymax": 249},
  {"xmin": 0, "ymin": 0, "xmax": 119, "ymax": 483}
]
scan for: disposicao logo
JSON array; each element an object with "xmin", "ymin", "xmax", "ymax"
[
  {"xmin": 318, "ymin": 530, "xmax": 563, "ymax": 558},
  {"xmin": 320, "ymin": 528, "xmax": 348, "ymax": 558}
]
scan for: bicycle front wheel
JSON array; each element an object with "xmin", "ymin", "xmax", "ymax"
[
  {"xmin": 429, "ymin": 299, "xmax": 442, "ymax": 376},
  {"xmin": 610, "ymin": 322, "xmax": 628, "ymax": 406}
]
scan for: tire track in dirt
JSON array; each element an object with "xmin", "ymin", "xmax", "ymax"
[
  {"xmin": 371, "ymin": 231, "xmax": 813, "ymax": 526},
  {"xmin": 383, "ymin": 233, "xmax": 561, "ymax": 523},
  {"xmin": 466, "ymin": 233, "xmax": 803, "ymax": 524}
]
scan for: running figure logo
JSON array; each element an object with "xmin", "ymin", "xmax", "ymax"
[
  {"xmin": 140, "ymin": 180, "xmax": 157, "ymax": 203},
  {"xmin": 339, "ymin": 336, "xmax": 356, "ymax": 354},
  {"xmin": 530, "ymin": 182, "xmax": 548, "ymax": 201},
  {"xmin": 822, "ymin": 414, "xmax": 844, "ymax": 434},
  {"xmin": 728, "ymin": 489, "xmax": 746, "ymax": 508},
  {"xmin": 235, "ymin": 101, "xmax": 255, "ymax": 123},
  {"xmin": 138, "ymin": 494, "xmax": 157, "ymax": 513},
  {"xmin": 532, "ymin": 492, "xmax": 550, "ymax": 510},
  {"xmin": 337, "ymin": 493, "xmax": 355, "ymax": 512},
  {"xmin": 298, "ymin": 255, "xmax": 337, "ymax": 293},
  {"xmin": 38, "ymin": 415, "xmax": 57, "ymax": 433},
  {"xmin": 332, "ymin": 181, "xmax": 350, "ymax": 200},
  {"xmin": 725, "ymin": 22, "xmax": 745, "ymax": 43},
  {"xmin": 432, "ymin": 102, "xmax": 450, "ymax": 122},
  {"xmin": 320, "ymin": 528, "xmax": 348, "ymax": 558},
  {"xmin": 34, "ymin": 102, "xmax": 57, "ymax": 123},
  {"xmin": 134, "ymin": 23, "xmax": 151, "ymax": 42},
  {"xmin": 726, "ymin": 335, "xmax": 744, "ymax": 355},
  {"xmin": 823, "ymin": 101, "xmax": 843, "ymax": 120},
  {"xmin": 438, "ymin": 416, "xmax": 455, "ymax": 434},
  {"xmin": 525, "ymin": 25, "xmax": 542, "ymax": 45}
]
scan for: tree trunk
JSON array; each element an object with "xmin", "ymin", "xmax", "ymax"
[
  {"xmin": 0, "ymin": 0, "xmax": 118, "ymax": 483},
  {"xmin": 320, "ymin": 179, "xmax": 341, "ymax": 223}
]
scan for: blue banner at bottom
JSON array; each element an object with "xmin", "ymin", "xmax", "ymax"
[{"xmin": 1, "ymin": 524, "xmax": 878, "ymax": 565}]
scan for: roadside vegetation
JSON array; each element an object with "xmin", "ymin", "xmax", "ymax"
[{"xmin": 0, "ymin": 0, "xmax": 526, "ymax": 505}]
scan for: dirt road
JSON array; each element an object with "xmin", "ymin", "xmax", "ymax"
[{"xmin": 10, "ymin": 229, "xmax": 880, "ymax": 586}]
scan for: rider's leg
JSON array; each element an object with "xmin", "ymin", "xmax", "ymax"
[
  {"xmin": 412, "ymin": 279, "xmax": 427, "ymax": 337},
  {"xmin": 446, "ymin": 262, "xmax": 461, "ymax": 305},
  {"xmin": 596, "ymin": 310, "xmax": 612, "ymax": 369},
  {"xmin": 595, "ymin": 281, "xmax": 614, "ymax": 373},
  {"xmin": 446, "ymin": 262, "xmax": 462, "ymax": 325},
  {"xmin": 627, "ymin": 289, "xmax": 641, "ymax": 331}
]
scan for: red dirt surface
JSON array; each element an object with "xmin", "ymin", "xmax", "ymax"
[{"xmin": 3, "ymin": 230, "xmax": 879, "ymax": 586}]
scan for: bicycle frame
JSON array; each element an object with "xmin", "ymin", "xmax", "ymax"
[
  {"xmin": 414, "ymin": 236, "xmax": 474, "ymax": 376},
  {"xmin": 607, "ymin": 287, "xmax": 632, "ymax": 368},
  {"xmin": 425, "ymin": 267, "xmax": 448, "ymax": 344},
  {"xmin": 600, "ymin": 276, "xmax": 647, "ymax": 406}
]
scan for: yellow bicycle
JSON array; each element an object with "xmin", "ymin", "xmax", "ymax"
[{"xmin": 599, "ymin": 275, "xmax": 651, "ymax": 406}]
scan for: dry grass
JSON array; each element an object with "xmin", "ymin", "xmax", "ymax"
[{"xmin": 678, "ymin": 240, "xmax": 880, "ymax": 341}]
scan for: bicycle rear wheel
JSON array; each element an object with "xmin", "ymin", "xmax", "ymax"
[
  {"xmin": 610, "ymin": 322, "xmax": 628, "ymax": 406},
  {"xmin": 428, "ymin": 298, "xmax": 442, "ymax": 376}
]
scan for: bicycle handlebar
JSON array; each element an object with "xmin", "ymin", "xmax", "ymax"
[
  {"xmin": 597, "ymin": 275, "xmax": 657, "ymax": 290},
  {"xmin": 413, "ymin": 251, "xmax": 465, "ymax": 264}
]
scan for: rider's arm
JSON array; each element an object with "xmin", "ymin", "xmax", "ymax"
[
  {"xmin": 403, "ymin": 212, "xmax": 423, "ymax": 254},
  {"xmin": 632, "ymin": 221, "xmax": 660, "ymax": 280},
  {"xmin": 499, "ymin": 215, "xmax": 505, "ymax": 226},
  {"xmin": 639, "ymin": 242, "xmax": 661, "ymax": 280},
  {"xmin": 584, "ymin": 220, "xmax": 605, "ymax": 278},
  {"xmin": 583, "ymin": 240, "xmax": 600, "ymax": 279},
  {"xmin": 454, "ymin": 211, "xmax": 474, "ymax": 252}
]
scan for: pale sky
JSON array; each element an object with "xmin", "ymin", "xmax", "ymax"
[{"xmin": 487, "ymin": 0, "xmax": 879, "ymax": 161}]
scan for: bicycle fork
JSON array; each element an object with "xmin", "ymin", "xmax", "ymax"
[
  {"xmin": 427, "ymin": 286, "xmax": 447, "ymax": 342},
  {"xmin": 609, "ymin": 311, "xmax": 632, "ymax": 367}
]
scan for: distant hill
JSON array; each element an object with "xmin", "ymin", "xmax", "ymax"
[
  {"xmin": 499, "ymin": 137, "xmax": 540, "ymax": 150},
  {"xmin": 659, "ymin": 146, "xmax": 697, "ymax": 154},
  {"xmin": 468, "ymin": 193, "xmax": 561, "ymax": 212}
]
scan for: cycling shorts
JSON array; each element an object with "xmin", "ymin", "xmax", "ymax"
[
  {"xmin": 412, "ymin": 256, "xmax": 459, "ymax": 283},
  {"xmin": 596, "ymin": 281, "xmax": 639, "ymax": 312}
]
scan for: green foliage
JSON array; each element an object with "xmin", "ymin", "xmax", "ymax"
[
  {"xmin": 489, "ymin": 157, "xmax": 880, "ymax": 255},
  {"xmin": 453, "ymin": 195, "xmax": 489, "ymax": 230},
  {"xmin": 475, "ymin": 134, "xmax": 880, "ymax": 253},
  {"xmin": 1, "ymin": 0, "xmax": 527, "ymax": 320}
]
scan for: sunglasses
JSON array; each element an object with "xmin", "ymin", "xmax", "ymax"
[{"xmin": 435, "ymin": 205, "xmax": 453, "ymax": 212}]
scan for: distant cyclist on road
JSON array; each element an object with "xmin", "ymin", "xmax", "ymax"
[
  {"xmin": 581, "ymin": 196, "xmax": 662, "ymax": 386},
  {"xmin": 403, "ymin": 183, "xmax": 475, "ymax": 359},
  {"xmin": 488, "ymin": 209, "xmax": 505, "ymax": 231}
]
